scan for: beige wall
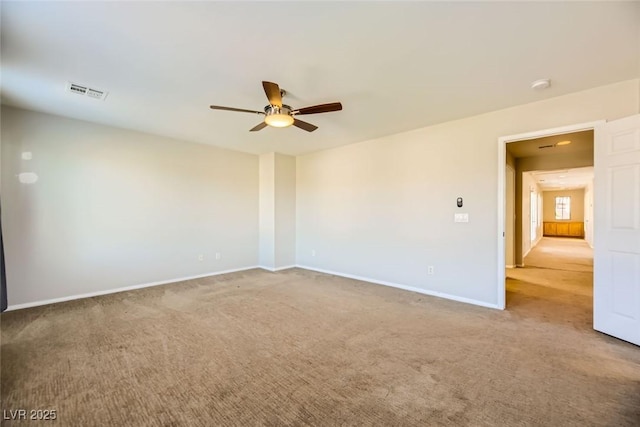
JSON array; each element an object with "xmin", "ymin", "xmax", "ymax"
[
  {"xmin": 259, "ymin": 153, "xmax": 276, "ymax": 268},
  {"xmin": 297, "ymin": 79, "xmax": 639, "ymax": 307},
  {"xmin": 518, "ymin": 151, "xmax": 593, "ymax": 172},
  {"xmin": 2, "ymin": 106, "xmax": 259, "ymax": 307},
  {"xmin": 506, "ymin": 151, "xmax": 516, "ymax": 170},
  {"xmin": 543, "ymin": 189, "xmax": 585, "ymax": 222},
  {"xmin": 274, "ymin": 153, "xmax": 296, "ymax": 269},
  {"xmin": 259, "ymin": 153, "xmax": 296, "ymax": 270}
]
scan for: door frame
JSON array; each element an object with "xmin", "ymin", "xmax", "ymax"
[{"xmin": 496, "ymin": 120, "xmax": 605, "ymax": 309}]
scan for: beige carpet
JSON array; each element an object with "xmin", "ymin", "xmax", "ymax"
[{"xmin": 2, "ymin": 240, "xmax": 639, "ymax": 426}]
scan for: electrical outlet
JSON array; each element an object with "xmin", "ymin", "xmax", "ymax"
[
  {"xmin": 427, "ymin": 266, "xmax": 434, "ymax": 275},
  {"xmin": 198, "ymin": 254, "xmax": 204, "ymax": 262},
  {"xmin": 215, "ymin": 252, "xmax": 221, "ymax": 260},
  {"xmin": 311, "ymin": 250, "xmax": 316, "ymax": 257}
]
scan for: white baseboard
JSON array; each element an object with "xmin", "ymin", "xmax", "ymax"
[
  {"xmin": 296, "ymin": 265, "xmax": 500, "ymax": 310},
  {"xmin": 532, "ymin": 235, "xmax": 543, "ymax": 248},
  {"xmin": 5, "ymin": 265, "xmax": 260, "ymax": 311},
  {"xmin": 258, "ymin": 265, "xmax": 297, "ymax": 272},
  {"xmin": 7, "ymin": 264, "xmax": 500, "ymax": 312},
  {"xmin": 506, "ymin": 265, "xmax": 516, "ymax": 269}
]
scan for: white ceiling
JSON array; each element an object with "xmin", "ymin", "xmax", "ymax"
[
  {"xmin": 1, "ymin": 2, "xmax": 639, "ymax": 156},
  {"xmin": 531, "ymin": 167, "xmax": 594, "ymax": 191}
]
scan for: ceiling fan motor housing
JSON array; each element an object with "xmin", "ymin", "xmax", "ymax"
[{"xmin": 264, "ymin": 105, "xmax": 292, "ymax": 116}]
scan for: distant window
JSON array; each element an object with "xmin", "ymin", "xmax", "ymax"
[{"xmin": 555, "ymin": 196, "xmax": 571, "ymax": 220}]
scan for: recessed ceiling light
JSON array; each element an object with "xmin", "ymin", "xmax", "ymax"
[
  {"xmin": 556, "ymin": 140, "xmax": 572, "ymax": 146},
  {"xmin": 531, "ymin": 79, "xmax": 551, "ymax": 90}
]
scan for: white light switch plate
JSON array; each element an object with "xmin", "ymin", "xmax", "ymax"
[{"xmin": 454, "ymin": 213, "xmax": 469, "ymax": 223}]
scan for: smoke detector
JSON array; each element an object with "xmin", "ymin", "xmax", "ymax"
[
  {"xmin": 531, "ymin": 79, "xmax": 551, "ymax": 90},
  {"xmin": 66, "ymin": 82, "xmax": 108, "ymax": 100}
]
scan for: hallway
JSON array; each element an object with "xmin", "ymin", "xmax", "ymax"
[{"xmin": 506, "ymin": 237, "xmax": 593, "ymax": 330}]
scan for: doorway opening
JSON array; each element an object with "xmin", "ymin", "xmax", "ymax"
[
  {"xmin": 496, "ymin": 120, "xmax": 603, "ymax": 311},
  {"xmin": 502, "ymin": 130, "xmax": 595, "ymax": 328},
  {"xmin": 506, "ymin": 135, "xmax": 594, "ymax": 327}
]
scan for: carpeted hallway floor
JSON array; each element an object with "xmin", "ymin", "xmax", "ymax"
[
  {"xmin": 1, "ymin": 238, "xmax": 639, "ymax": 426},
  {"xmin": 506, "ymin": 236, "xmax": 595, "ymax": 332}
]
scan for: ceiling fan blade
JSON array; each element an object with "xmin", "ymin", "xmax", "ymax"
[
  {"xmin": 249, "ymin": 122, "xmax": 268, "ymax": 132},
  {"xmin": 295, "ymin": 102, "xmax": 342, "ymax": 115},
  {"xmin": 293, "ymin": 118, "xmax": 318, "ymax": 132},
  {"xmin": 262, "ymin": 81, "xmax": 282, "ymax": 107},
  {"xmin": 210, "ymin": 105, "xmax": 264, "ymax": 115}
]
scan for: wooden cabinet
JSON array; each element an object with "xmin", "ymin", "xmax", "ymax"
[
  {"xmin": 569, "ymin": 222, "xmax": 584, "ymax": 237},
  {"xmin": 544, "ymin": 222, "xmax": 557, "ymax": 236},
  {"xmin": 543, "ymin": 222, "xmax": 584, "ymax": 238},
  {"xmin": 556, "ymin": 223, "xmax": 570, "ymax": 236}
]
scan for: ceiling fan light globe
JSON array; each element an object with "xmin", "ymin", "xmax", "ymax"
[{"xmin": 265, "ymin": 113, "xmax": 294, "ymax": 128}]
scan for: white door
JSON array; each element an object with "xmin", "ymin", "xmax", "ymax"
[{"xmin": 594, "ymin": 115, "xmax": 640, "ymax": 345}]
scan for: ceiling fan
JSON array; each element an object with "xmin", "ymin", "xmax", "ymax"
[{"xmin": 209, "ymin": 81, "xmax": 342, "ymax": 132}]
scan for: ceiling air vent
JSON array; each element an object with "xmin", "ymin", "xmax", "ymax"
[
  {"xmin": 66, "ymin": 82, "xmax": 108, "ymax": 100},
  {"xmin": 68, "ymin": 83, "xmax": 87, "ymax": 95}
]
